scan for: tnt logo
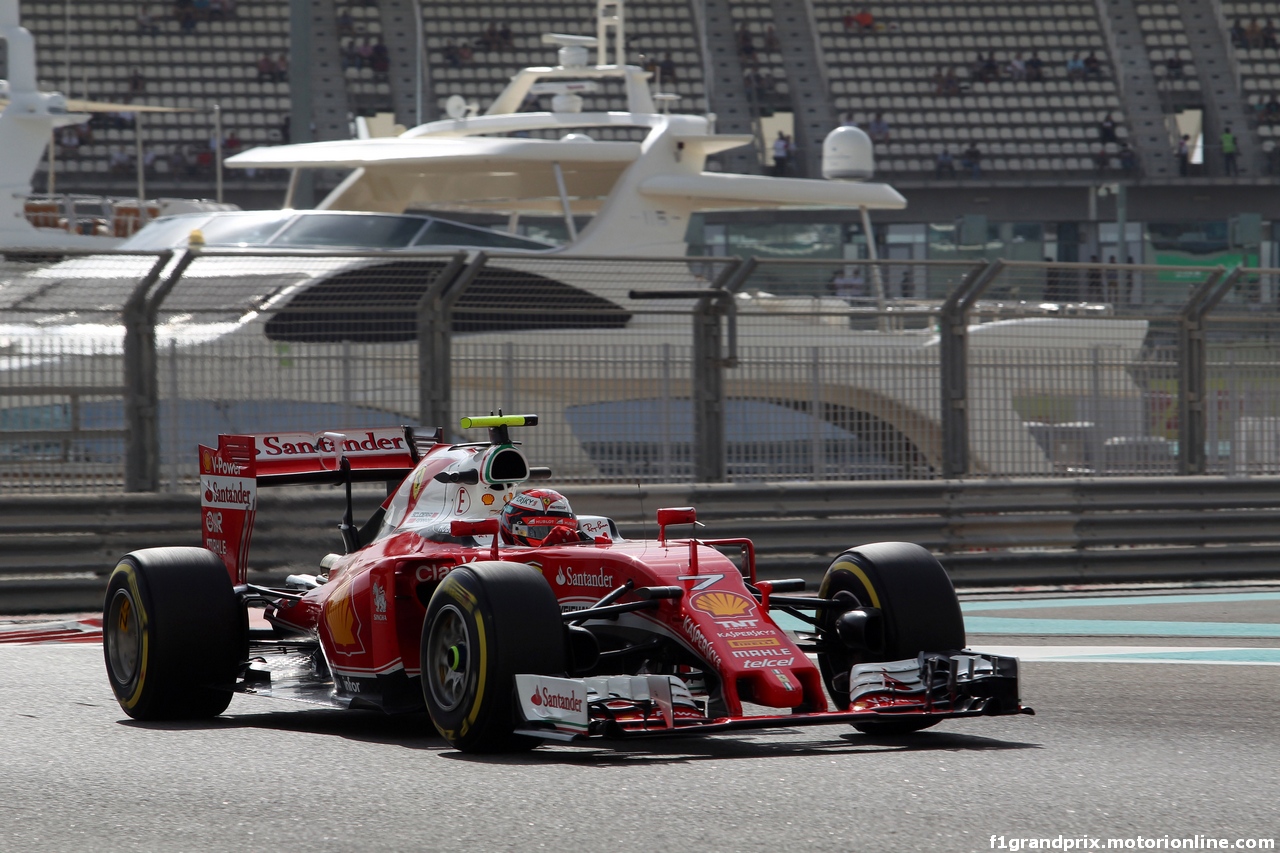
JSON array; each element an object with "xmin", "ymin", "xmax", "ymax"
[
  {"xmin": 719, "ymin": 619, "xmax": 759, "ymax": 628},
  {"xmin": 205, "ymin": 511, "xmax": 223, "ymax": 534}
]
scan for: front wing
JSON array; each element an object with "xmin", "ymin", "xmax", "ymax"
[{"xmin": 514, "ymin": 651, "xmax": 1031, "ymax": 742}]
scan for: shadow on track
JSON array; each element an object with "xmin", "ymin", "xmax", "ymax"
[
  {"xmin": 442, "ymin": 730, "xmax": 1041, "ymax": 766},
  {"xmin": 119, "ymin": 710, "xmax": 1039, "ymax": 763},
  {"xmin": 118, "ymin": 708, "xmax": 445, "ymax": 750}
]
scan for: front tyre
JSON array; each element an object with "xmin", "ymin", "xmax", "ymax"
[
  {"xmin": 421, "ymin": 561, "xmax": 566, "ymax": 753},
  {"xmin": 103, "ymin": 547, "xmax": 246, "ymax": 720},
  {"xmin": 815, "ymin": 542, "xmax": 965, "ymax": 733}
]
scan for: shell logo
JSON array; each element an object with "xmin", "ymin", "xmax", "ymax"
[
  {"xmin": 201, "ymin": 449, "xmax": 213, "ymax": 474},
  {"xmin": 690, "ymin": 591, "xmax": 755, "ymax": 618}
]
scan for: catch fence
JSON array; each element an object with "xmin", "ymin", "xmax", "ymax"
[{"xmin": 2, "ymin": 249, "xmax": 1280, "ymax": 491}]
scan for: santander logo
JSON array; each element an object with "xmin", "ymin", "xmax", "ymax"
[
  {"xmin": 531, "ymin": 686, "xmax": 582, "ymax": 712},
  {"xmin": 555, "ymin": 566, "xmax": 614, "ymax": 589}
]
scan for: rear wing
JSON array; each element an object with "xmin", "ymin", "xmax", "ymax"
[{"xmin": 199, "ymin": 426, "xmax": 435, "ymax": 584}]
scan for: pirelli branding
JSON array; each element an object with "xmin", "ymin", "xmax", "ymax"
[{"xmin": 726, "ymin": 637, "xmax": 782, "ymax": 650}]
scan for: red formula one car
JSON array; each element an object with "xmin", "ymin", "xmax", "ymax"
[{"xmin": 103, "ymin": 415, "xmax": 1030, "ymax": 751}]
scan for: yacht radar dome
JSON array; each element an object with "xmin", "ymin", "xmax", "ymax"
[
  {"xmin": 541, "ymin": 32, "xmax": 599, "ymax": 68},
  {"xmin": 444, "ymin": 94, "xmax": 478, "ymax": 121},
  {"xmin": 822, "ymin": 125, "xmax": 875, "ymax": 181}
]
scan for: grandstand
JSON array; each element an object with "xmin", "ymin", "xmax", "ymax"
[{"xmin": 9, "ymin": 0, "xmax": 1279, "ymax": 196}]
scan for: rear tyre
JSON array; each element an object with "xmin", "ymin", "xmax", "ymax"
[
  {"xmin": 815, "ymin": 542, "xmax": 965, "ymax": 733},
  {"xmin": 420, "ymin": 561, "xmax": 567, "ymax": 753},
  {"xmin": 103, "ymin": 546, "xmax": 246, "ymax": 720}
]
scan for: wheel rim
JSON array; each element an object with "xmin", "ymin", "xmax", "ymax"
[
  {"xmin": 106, "ymin": 588, "xmax": 142, "ymax": 687},
  {"xmin": 426, "ymin": 604, "xmax": 471, "ymax": 713}
]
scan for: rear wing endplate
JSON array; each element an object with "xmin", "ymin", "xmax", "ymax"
[{"xmin": 199, "ymin": 426, "xmax": 432, "ymax": 584}]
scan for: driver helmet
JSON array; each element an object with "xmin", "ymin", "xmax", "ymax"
[{"xmin": 500, "ymin": 488, "xmax": 576, "ymax": 546}]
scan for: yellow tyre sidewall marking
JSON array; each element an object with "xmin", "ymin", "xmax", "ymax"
[
  {"xmin": 462, "ymin": 610, "xmax": 488, "ymax": 738},
  {"xmin": 439, "ymin": 574, "xmax": 488, "ymax": 740},
  {"xmin": 112, "ymin": 562, "xmax": 151, "ymax": 710},
  {"xmin": 826, "ymin": 561, "xmax": 881, "ymax": 610}
]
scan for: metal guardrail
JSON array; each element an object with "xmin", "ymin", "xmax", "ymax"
[{"xmin": 5, "ymin": 477, "xmax": 1280, "ymax": 613}]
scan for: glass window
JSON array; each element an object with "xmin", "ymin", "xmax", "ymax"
[
  {"xmin": 273, "ymin": 214, "xmax": 426, "ymax": 248},
  {"xmin": 414, "ymin": 220, "xmax": 553, "ymax": 251},
  {"xmin": 198, "ymin": 212, "xmax": 295, "ymax": 246},
  {"xmin": 119, "ymin": 214, "xmax": 214, "ymax": 249}
]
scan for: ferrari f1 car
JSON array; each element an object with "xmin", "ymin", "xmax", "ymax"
[{"xmin": 103, "ymin": 415, "xmax": 1031, "ymax": 751}]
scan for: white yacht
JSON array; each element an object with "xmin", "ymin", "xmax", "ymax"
[
  {"xmin": 123, "ymin": 0, "xmax": 903, "ymax": 256},
  {"xmin": 0, "ymin": 0, "xmax": 233, "ymax": 252}
]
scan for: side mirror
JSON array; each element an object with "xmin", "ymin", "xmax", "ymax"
[
  {"xmin": 451, "ymin": 519, "xmax": 500, "ymax": 538},
  {"xmin": 656, "ymin": 506, "xmax": 697, "ymax": 545},
  {"xmin": 451, "ymin": 518, "xmax": 500, "ymax": 560}
]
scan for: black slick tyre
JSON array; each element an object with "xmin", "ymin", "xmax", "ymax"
[
  {"xmin": 420, "ymin": 561, "xmax": 566, "ymax": 753},
  {"xmin": 103, "ymin": 546, "xmax": 246, "ymax": 720},
  {"xmin": 815, "ymin": 542, "xmax": 965, "ymax": 734}
]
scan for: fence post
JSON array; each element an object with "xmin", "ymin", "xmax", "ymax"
[
  {"xmin": 121, "ymin": 251, "xmax": 182, "ymax": 492},
  {"xmin": 417, "ymin": 251, "xmax": 483, "ymax": 437},
  {"xmin": 939, "ymin": 260, "xmax": 1003, "ymax": 479},
  {"xmin": 1177, "ymin": 266, "xmax": 1239, "ymax": 475},
  {"xmin": 692, "ymin": 259, "xmax": 754, "ymax": 483}
]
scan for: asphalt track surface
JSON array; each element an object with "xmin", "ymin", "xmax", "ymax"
[{"xmin": 3, "ymin": 586, "xmax": 1279, "ymax": 853}]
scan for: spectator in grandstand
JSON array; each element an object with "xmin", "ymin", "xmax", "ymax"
[
  {"xmin": 109, "ymin": 147, "xmax": 132, "ymax": 176},
  {"xmin": 933, "ymin": 66, "xmax": 947, "ymax": 95},
  {"xmin": 1044, "ymin": 260, "xmax": 1068, "ymax": 303},
  {"xmin": 842, "ymin": 8, "xmax": 856, "ymax": 31},
  {"xmin": 196, "ymin": 146, "xmax": 214, "ymax": 176},
  {"xmin": 1117, "ymin": 143, "xmax": 1137, "ymax": 174},
  {"xmin": 257, "ymin": 52, "xmax": 276, "ymax": 82},
  {"xmin": 1083, "ymin": 52, "xmax": 1103, "ymax": 79},
  {"xmin": 1176, "ymin": 134, "xmax": 1190, "ymax": 176},
  {"xmin": 337, "ymin": 8, "xmax": 354, "ymax": 37},
  {"xmin": 193, "ymin": 0, "xmax": 210, "ymax": 20},
  {"xmin": 341, "ymin": 39, "xmax": 359, "ymax": 70},
  {"xmin": 852, "ymin": 8, "xmax": 875, "ymax": 31},
  {"xmin": 1264, "ymin": 94, "xmax": 1280, "ymax": 123},
  {"xmin": 1066, "ymin": 52, "xmax": 1085, "ymax": 81},
  {"xmin": 961, "ymin": 143, "xmax": 982, "ymax": 178},
  {"xmin": 1008, "ymin": 53, "xmax": 1027, "ymax": 82},
  {"xmin": 143, "ymin": 147, "xmax": 157, "ymax": 176},
  {"xmin": 1026, "ymin": 52, "xmax": 1045, "ymax": 82},
  {"xmin": 276, "ymin": 53, "xmax": 289, "ymax": 82},
  {"xmin": 1221, "ymin": 126, "xmax": 1239, "ymax": 176},
  {"xmin": 136, "ymin": 7, "xmax": 159, "ymax": 35},
  {"xmin": 1230, "ymin": 19, "xmax": 1247, "ymax": 48},
  {"xmin": 1264, "ymin": 20, "xmax": 1278, "ymax": 49},
  {"xmin": 1086, "ymin": 257, "xmax": 1102, "ymax": 300},
  {"xmin": 371, "ymin": 39, "xmax": 390, "ymax": 80},
  {"xmin": 58, "ymin": 127, "xmax": 80, "ymax": 157},
  {"xmin": 224, "ymin": 130, "xmax": 241, "ymax": 155},
  {"xmin": 934, "ymin": 148, "xmax": 956, "ymax": 178},
  {"xmin": 179, "ymin": 8, "xmax": 197, "ymax": 33},
  {"xmin": 772, "ymin": 132, "xmax": 791, "ymax": 176},
  {"xmin": 128, "ymin": 68, "xmax": 147, "ymax": 98},
  {"xmin": 868, "ymin": 113, "xmax": 890, "ymax": 144},
  {"xmin": 660, "ymin": 54, "xmax": 677, "ymax": 83},
  {"xmin": 443, "ymin": 41, "xmax": 461, "ymax": 69},
  {"xmin": 737, "ymin": 24, "xmax": 756, "ymax": 62},
  {"xmin": 1245, "ymin": 19, "xmax": 1263, "ymax": 49},
  {"xmin": 458, "ymin": 42, "xmax": 474, "ymax": 63},
  {"xmin": 1098, "ymin": 113, "xmax": 1117, "ymax": 144},
  {"xmin": 978, "ymin": 52, "xmax": 999, "ymax": 83},
  {"xmin": 497, "ymin": 22, "xmax": 514, "ymax": 50},
  {"xmin": 209, "ymin": 0, "xmax": 225, "ymax": 21},
  {"xmin": 764, "ymin": 25, "xmax": 780, "ymax": 54},
  {"xmin": 1093, "ymin": 148, "xmax": 1110, "ymax": 174},
  {"xmin": 942, "ymin": 67, "xmax": 961, "ymax": 96}
]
